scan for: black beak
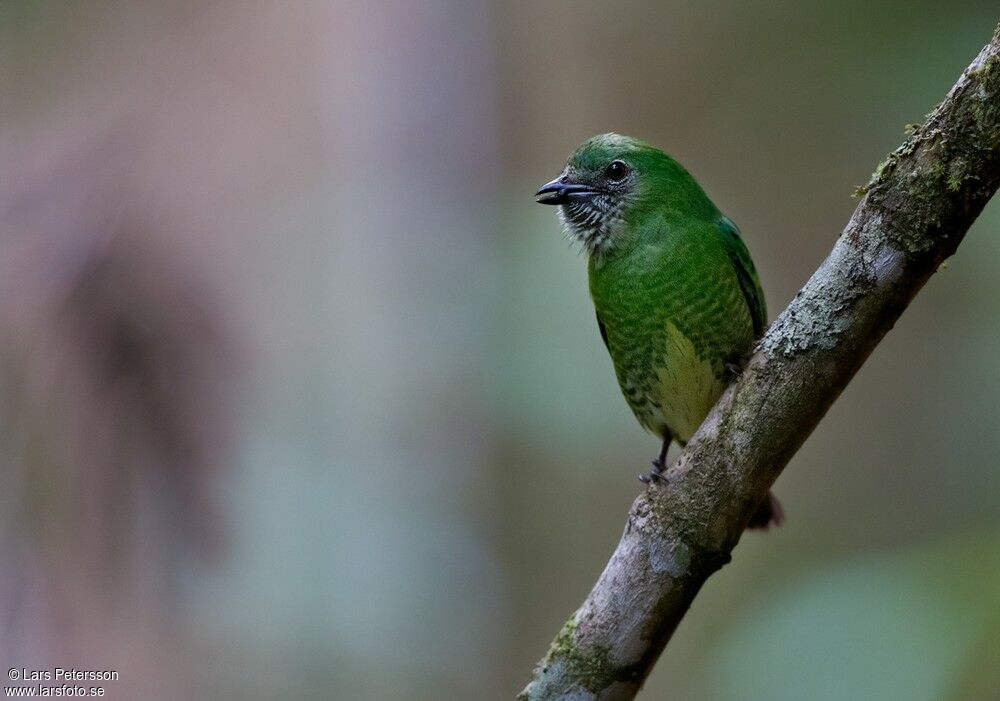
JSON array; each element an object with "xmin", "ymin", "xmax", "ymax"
[{"xmin": 535, "ymin": 178, "xmax": 601, "ymax": 205}]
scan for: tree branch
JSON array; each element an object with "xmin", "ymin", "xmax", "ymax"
[{"xmin": 520, "ymin": 23, "xmax": 1000, "ymax": 701}]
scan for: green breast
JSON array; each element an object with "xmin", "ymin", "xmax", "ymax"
[{"xmin": 589, "ymin": 219, "xmax": 756, "ymax": 441}]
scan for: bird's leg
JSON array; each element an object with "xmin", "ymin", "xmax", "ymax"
[
  {"xmin": 723, "ymin": 351, "xmax": 751, "ymax": 383},
  {"xmin": 639, "ymin": 434, "xmax": 672, "ymax": 485},
  {"xmin": 652, "ymin": 436, "xmax": 670, "ymax": 473}
]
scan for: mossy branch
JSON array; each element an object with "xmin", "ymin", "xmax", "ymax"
[{"xmin": 520, "ymin": 23, "xmax": 1000, "ymax": 701}]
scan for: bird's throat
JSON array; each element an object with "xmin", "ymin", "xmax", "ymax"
[{"xmin": 557, "ymin": 196, "xmax": 623, "ymax": 256}]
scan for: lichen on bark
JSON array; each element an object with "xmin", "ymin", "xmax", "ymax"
[{"xmin": 520, "ymin": 618, "xmax": 619, "ymax": 699}]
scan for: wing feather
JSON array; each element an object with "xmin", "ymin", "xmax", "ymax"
[
  {"xmin": 596, "ymin": 310, "xmax": 610, "ymax": 350},
  {"xmin": 718, "ymin": 216, "xmax": 767, "ymax": 338}
]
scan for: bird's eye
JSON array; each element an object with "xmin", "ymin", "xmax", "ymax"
[{"xmin": 604, "ymin": 160, "xmax": 629, "ymax": 182}]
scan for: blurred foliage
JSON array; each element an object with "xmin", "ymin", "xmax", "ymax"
[{"xmin": 705, "ymin": 534, "xmax": 1000, "ymax": 701}]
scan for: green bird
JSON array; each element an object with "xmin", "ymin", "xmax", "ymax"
[{"xmin": 536, "ymin": 133, "xmax": 781, "ymax": 528}]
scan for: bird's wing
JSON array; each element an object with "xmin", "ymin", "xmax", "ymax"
[
  {"xmin": 595, "ymin": 310, "xmax": 610, "ymax": 350},
  {"xmin": 717, "ymin": 216, "xmax": 767, "ymax": 338}
]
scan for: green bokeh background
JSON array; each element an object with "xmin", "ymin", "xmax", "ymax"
[{"xmin": 1, "ymin": 2, "xmax": 998, "ymax": 699}]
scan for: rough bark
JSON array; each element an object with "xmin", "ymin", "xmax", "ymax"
[{"xmin": 519, "ymin": 23, "xmax": 1000, "ymax": 701}]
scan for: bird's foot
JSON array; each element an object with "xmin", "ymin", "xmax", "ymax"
[
  {"xmin": 723, "ymin": 351, "xmax": 751, "ymax": 382},
  {"xmin": 638, "ymin": 471, "xmax": 663, "ymax": 485},
  {"xmin": 723, "ymin": 360, "xmax": 743, "ymax": 382},
  {"xmin": 638, "ymin": 459, "xmax": 668, "ymax": 485}
]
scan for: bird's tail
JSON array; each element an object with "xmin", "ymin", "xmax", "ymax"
[{"xmin": 747, "ymin": 491, "xmax": 784, "ymax": 530}]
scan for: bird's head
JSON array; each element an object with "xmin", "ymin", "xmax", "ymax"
[{"xmin": 536, "ymin": 133, "xmax": 706, "ymax": 257}]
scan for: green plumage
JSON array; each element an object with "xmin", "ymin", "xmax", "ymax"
[{"xmin": 538, "ymin": 133, "xmax": 767, "ymax": 445}]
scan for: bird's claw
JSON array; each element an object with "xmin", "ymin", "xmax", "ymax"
[
  {"xmin": 638, "ymin": 468, "xmax": 666, "ymax": 485},
  {"xmin": 723, "ymin": 361, "xmax": 743, "ymax": 382}
]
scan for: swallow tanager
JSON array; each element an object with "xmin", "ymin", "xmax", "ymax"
[{"xmin": 536, "ymin": 133, "xmax": 781, "ymax": 528}]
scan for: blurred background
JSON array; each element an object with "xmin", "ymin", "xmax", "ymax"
[{"xmin": 1, "ymin": 2, "xmax": 998, "ymax": 699}]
